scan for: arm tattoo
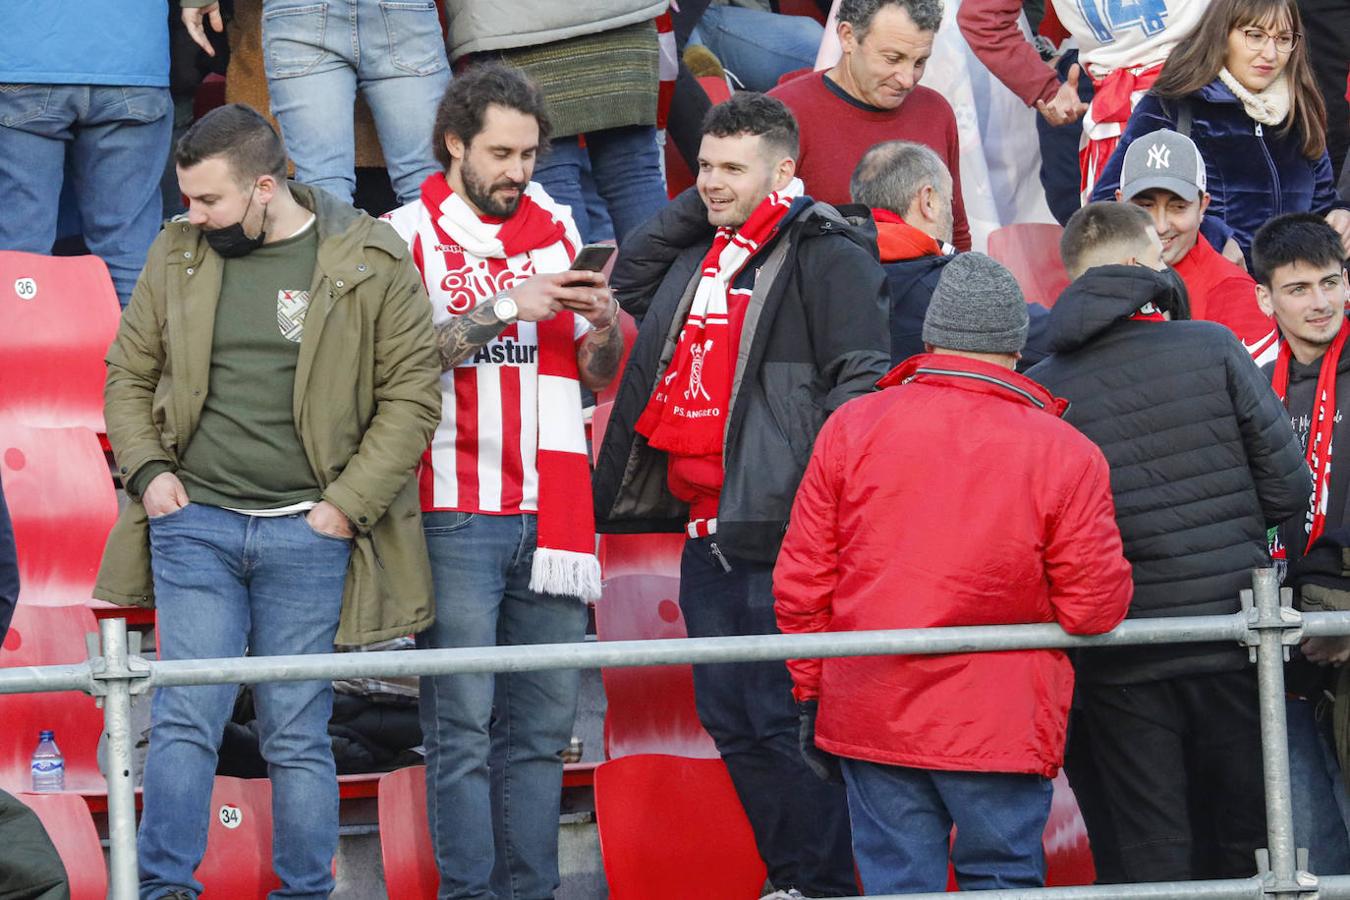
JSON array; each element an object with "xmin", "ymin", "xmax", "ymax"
[
  {"xmin": 435, "ymin": 300, "xmax": 508, "ymax": 372},
  {"xmin": 578, "ymin": 321, "xmax": 624, "ymax": 388}
]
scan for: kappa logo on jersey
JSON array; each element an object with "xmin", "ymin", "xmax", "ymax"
[
  {"xmin": 1147, "ymin": 143, "xmax": 1171, "ymax": 169},
  {"xmin": 440, "ymin": 263, "xmax": 528, "ymax": 314},
  {"xmin": 276, "ymin": 289, "xmax": 310, "ymax": 343}
]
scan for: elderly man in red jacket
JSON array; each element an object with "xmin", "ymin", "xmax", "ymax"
[{"xmin": 774, "ymin": 252, "xmax": 1133, "ymax": 895}]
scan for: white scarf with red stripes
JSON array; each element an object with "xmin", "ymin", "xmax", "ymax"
[{"xmin": 419, "ymin": 173, "xmax": 601, "ymax": 601}]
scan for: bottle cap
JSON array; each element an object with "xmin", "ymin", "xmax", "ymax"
[{"xmin": 39, "ymin": 730, "xmax": 54, "ymax": 741}]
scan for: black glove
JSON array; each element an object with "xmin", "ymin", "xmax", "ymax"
[{"xmin": 797, "ymin": 700, "xmax": 842, "ymax": 784}]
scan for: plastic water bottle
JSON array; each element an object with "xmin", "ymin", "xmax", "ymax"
[{"xmin": 30, "ymin": 730, "xmax": 64, "ymax": 792}]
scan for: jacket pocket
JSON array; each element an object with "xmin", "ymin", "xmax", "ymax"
[
  {"xmin": 263, "ymin": 2, "xmax": 330, "ymax": 79},
  {"xmin": 760, "ymin": 361, "xmax": 826, "ymax": 471},
  {"xmin": 119, "ymin": 86, "xmax": 171, "ymax": 124},
  {"xmin": 379, "ymin": 1, "xmax": 448, "ymax": 76},
  {"xmin": 0, "ymin": 84, "xmax": 52, "ymax": 127}
]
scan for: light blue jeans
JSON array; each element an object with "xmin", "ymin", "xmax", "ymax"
[
  {"xmin": 1287, "ymin": 695, "xmax": 1350, "ymax": 875},
  {"xmin": 417, "ymin": 512, "xmax": 588, "ymax": 900},
  {"xmin": 138, "ymin": 504, "xmax": 351, "ymax": 900},
  {"xmin": 690, "ymin": 6, "xmax": 824, "ymax": 92},
  {"xmin": 262, "ymin": 0, "xmax": 450, "ymax": 204},
  {"xmin": 531, "ymin": 126, "xmax": 668, "ymax": 245},
  {"xmin": 0, "ymin": 83, "xmax": 172, "ymax": 305}
]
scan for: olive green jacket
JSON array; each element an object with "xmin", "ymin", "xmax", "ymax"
[{"xmin": 94, "ymin": 183, "xmax": 441, "ymax": 645}]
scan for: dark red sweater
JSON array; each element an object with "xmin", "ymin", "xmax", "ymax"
[{"xmin": 769, "ymin": 72, "xmax": 971, "ymax": 251}]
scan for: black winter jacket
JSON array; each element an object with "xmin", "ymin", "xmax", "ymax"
[
  {"xmin": 593, "ymin": 188, "xmax": 889, "ymax": 563},
  {"xmin": 0, "ymin": 475, "xmax": 15, "ymax": 643},
  {"xmin": 1027, "ymin": 266, "xmax": 1308, "ymax": 684}
]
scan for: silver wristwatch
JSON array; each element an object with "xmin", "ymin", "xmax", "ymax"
[{"xmin": 493, "ymin": 294, "xmax": 519, "ymax": 324}]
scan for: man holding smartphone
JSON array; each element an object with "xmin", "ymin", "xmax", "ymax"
[{"xmin": 381, "ymin": 64, "xmax": 624, "ymax": 900}]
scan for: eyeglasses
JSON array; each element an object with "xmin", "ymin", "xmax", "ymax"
[{"xmin": 1237, "ymin": 27, "xmax": 1301, "ymax": 53}]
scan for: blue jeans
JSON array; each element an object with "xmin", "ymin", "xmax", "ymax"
[
  {"xmin": 840, "ymin": 759, "xmax": 1053, "ymax": 894},
  {"xmin": 1035, "ymin": 50, "xmax": 1094, "ymax": 226},
  {"xmin": 678, "ymin": 538, "xmax": 856, "ymax": 896},
  {"xmin": 138, "ymin": 504, "xmax": 351, "ymax": 900},
  {"xmin": 531, "ymin": 126, "xmax": 668, "ymax": 245},
  {"xmin": 0, "ymin": 83, "xmax": 172, "ymax": 305},
  {"xmin": 690, "ymin": 6, "xmax": 824, "ymax": 92},
  {"xmin": 417, "ymin": 512, "xmax": 588, "ymax": 900},
  {"xmin": 262, "ymin": 0, "xmax": 450, "ymax": 205},
  {"xmin": 1288, "ymin": 695, "xmax": 1350, "ymax": 875}
]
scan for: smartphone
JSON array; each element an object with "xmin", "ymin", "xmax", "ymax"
[{"xmin": 569, "ymin": 243, "xmax": 616, "ymax": 274}]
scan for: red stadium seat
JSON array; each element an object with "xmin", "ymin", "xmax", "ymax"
[
  {"xmin": 987, "ymin": 223, "xmax": 1071, "ymax": 308},
  {"xmin": 16, "ymin": 791, "xmax": 108, "ymax": 900},
  {"xmin": 196, "ymin": 776, "xmax": 283, "ymax": 899},
  {"xmin": 0, "ymin": 424, "xmax": 117, "ymax": 607},
  {"xmin": 595, "ymin": 754, "xmax": 766, "ymax": 900},
  {"xmin": 0, "ymin": 603, "xmax": 105, "ymax": 793},
  {"xmin": 0, "ymin": 251, "xmax": 121, "ymax": 433},
  {"xmin": 596, "ymin": 572, "xmax": 717, "ymax": 760},
  {"xmin": 377, "ymin": 766, "xmax": 439, "ymax": 900}
]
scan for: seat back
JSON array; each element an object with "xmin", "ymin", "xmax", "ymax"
[
  {"xmin": 986, "ymin": 223, "xmax": 1071, "ymax": 308},
  {"xmin": 15, "ymin": 791, "xmax": 109, "ymax": 900},
  {"xmin": 0, "ymin": 423, "xmax": 118, "ymax": 606},
  {"xmin": 196, "ymin": 776, "xmax": 282, "ymax": 899},
  {"xmin": 596, "ymin": 572, "xmax": 717, "ymax": 759},
  {"xmin": 0, "ymin": 251, "xmax": 121, "ymax": 432},
  {"xmin": 377, "ymin": 766, "xmax": 439, "ymax": 900},
  {"xmin": 0, "ymin": 603, "xmax": 105, "ymax": 793},
  {"xmin": 595, "ymin": 754, "xmax": 767, "ymax": 900}
]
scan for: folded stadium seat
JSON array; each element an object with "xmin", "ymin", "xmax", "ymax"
[
  {"xmin": 377, "ymin": 766, "xmax": 439, "ymax": 900},
  {"xmin": 16, "ymin": 790, "xmax": 109, "ymax": 900},
  {"xmin": 0, "ymin": 251, "xmax": 121, "ymax": 433},
  {"xmin": 595, "ymin": 754, "xmax": 766, "ymax": 899},
  {"xmin": 0, "ymin": 603, "xmax": 105, "ymax": 793},
  {"xmin": 195, "ymin": 776, "xmax": 283, "ymax": 899},
  {"xmin": 0, "ymin": 423, "xmax": 118, "ymax": 607},
  {"xmin": 986, "ymin": 223, "xmax": 1072, "ymax": 309}
]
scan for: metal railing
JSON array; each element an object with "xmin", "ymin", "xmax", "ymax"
[{"xmin": 4, "ymin": 568, "xmax": 1350, "ymax": 899}]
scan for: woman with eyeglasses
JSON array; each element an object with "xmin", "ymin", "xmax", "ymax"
[{"xmin": 1091, "ymin": 0, "xmax": 1350, "ymax": 264}]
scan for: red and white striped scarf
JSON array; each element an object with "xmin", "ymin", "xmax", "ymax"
[
  {"xmin": 1272, "ymin": 323, "xmax": 1350, "ymax": 559},
  {"xmin": 1079, "ymin": 62, "xmax": 1163, "ymax": 203},
  {"xmin": 417, "ymin": 173, "xmax": 601, "ymax": 601},
  {"xmin": 636, "ymin": 178, "xmax": 803, "ymax": 455}
]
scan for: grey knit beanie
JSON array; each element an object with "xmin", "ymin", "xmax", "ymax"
[{"xmin": 922, "ymin": 252, "xmax": 1029, "ymax": 354}]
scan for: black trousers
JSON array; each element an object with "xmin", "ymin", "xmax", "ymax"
[
  {"xmin": 679, "ymin": 537, "xmax": 856, "ymax": 897},
  {"xmin": 1079, "ymin": 670, "xmax": 1267, "ymax": 882}
]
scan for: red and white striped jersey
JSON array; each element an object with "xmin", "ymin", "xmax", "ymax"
[{"xmin": 382, "ymin": 182, "xmax": 587, "ymax": 515}]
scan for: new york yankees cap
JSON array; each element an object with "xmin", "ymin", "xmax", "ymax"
[{"xmin": 1119, "ymin": 129, "xmax": 1207, "ymax": 202}]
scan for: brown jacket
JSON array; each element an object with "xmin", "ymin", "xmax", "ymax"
[{"xmin": 95, "ymin": 183, "xmax": 441, "ymax": 645}]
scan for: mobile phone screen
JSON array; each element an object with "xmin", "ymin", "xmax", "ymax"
[{"xmin": 570, "ymin": 244, "xmax": 616, "ymax": 273}]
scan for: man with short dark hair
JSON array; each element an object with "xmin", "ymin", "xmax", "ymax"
[
  {"xmin": 594, "ymin": 92, "xmax": 887, "ymax": 897},
  {"xmin": 769, "ymin": 0, "xmax": 971, "ymax": 250},
  {"xmin": 851, "ymin": 140, "xmax": 1054, "ymax": 367},
  {"xmin": 776, "ymin": 252, "xmax": 1132, "ymax": 894},
  {"xmin": 1028, "ymin": 201, "xmax": 1308, "ymax": 883},
  {"xmin": 1253, "ymin": 213, "xmax": 1350, "ymax": 874},
  {"xmin": 382, "ymin": 64, "xmax": 624, "ymax": 900},
  {"xmin": 1115, "ymin": 129, "xmax": 1277, "ymax": 360},
  {"xmin": 95, "ymin": 103, "xmax": 442, "ymax": 900}
]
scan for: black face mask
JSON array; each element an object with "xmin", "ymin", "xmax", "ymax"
[{"xmin": 204, "ymin": 186, "xmax": 267, "ymax": 258}]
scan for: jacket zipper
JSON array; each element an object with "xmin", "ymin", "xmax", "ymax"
[
  {"xmin": 912, "ymin": 367, "xmax": 1048, "ymax": 408},
  {"xmin": 709, "ymin": 541, "xmax": 733, "ymax": 573},
  {"xmin": 1255, "ymin": 122, "xmax": 1282, "ymax": 215}
]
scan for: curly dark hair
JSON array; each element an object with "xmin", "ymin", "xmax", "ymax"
[
  {"xmin": 701, "ymin": 92, "xmax": 800, "ymax": 160},
  {"xmin": 837, "ymin": 0, "xmax": 944, "ymax": 36},
  {"xmin": 1252, "ymin": 213, "xmax": 1346, "ymax": 287},
  {"xmin": 431, "ymin": 64, "xmax": 552, "ymax": 171}
]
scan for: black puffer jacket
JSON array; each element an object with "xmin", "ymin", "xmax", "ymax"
[
  {"xmin": 593, "ymin": 188, "xmax": 889, "ymax": 563},
  {"xmin": 1027, "ymin": 266, "xmax": 1308, "ymax": 684}
]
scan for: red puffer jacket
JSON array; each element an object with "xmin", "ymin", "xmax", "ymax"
[{"xmin": 774, "ymin": 354, "xmax": 1133, "ymax": 777}]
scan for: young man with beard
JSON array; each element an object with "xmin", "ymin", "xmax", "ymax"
[
  {"xmin": 592, "ymin": 92, "xmax": 888, "ymax": 898},
  {"xmin": 1115, "ymin": 128, "xmax": 1278, "ymax": 361},
  {"xmin": 1027, "ymin": 201, "xmax": 1307, "ymax": 883},
  {"xmin": 95, "ymin": 104, "xmax": 442, "ymax": 900},
  {"xmin": 381, "ymin": 65, "xmax": 624, "ymax": 900},
  {"xmin": 1254, "ymin": 213, "xmax": 1350, "ymax": 874},
  {"xmin": 769, "ymin": 0, "xmax": 971, "ymax": 250}
]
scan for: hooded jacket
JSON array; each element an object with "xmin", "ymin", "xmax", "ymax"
[
  {"xmin": 1027, "ymin": 266, "xmax": 1308, "ymax": 683},
  {"xmin": 95, "ymin": 183, "xmax": 442, "ymax": 646},
  {"xmin": 775, "ymin": 354, "xmax": 1133, "ymax": 777},
  {"xmin": 1091, "ymin": 82, "xmax": 1349, "ymax": 261},
  {"xmin": 592, "ymin": 188, "xmax": 889, "ymax": 563}
]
